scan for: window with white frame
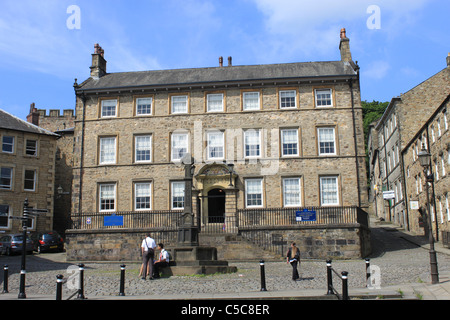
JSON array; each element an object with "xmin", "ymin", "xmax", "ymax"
[
  {"xmin": 243, "ymin": 92, "xmax": 260, "ymax": 111},
  {"xmin": 437, "ymin": 120, "xmax": 441, "ymax": 137},
  {"xmin": 101, "ymin": 99, "xmax": 117, "ymax": 118},
  {"xmin": 135, "ymin": 182, "xmax": 152, "ymax": 211},
  {"xmin": 441, "ymin": 155, "xmax": 446, "ymax": 177},
  {"xmin": 315, "ymin": 89, "xmax": 333, "ymax": 107},
  {"xmin": 279, "ymin": 90, "xmax": 296, "ymax": 109},
  {"xmin": 135, "ymin": 135, "xmax": 152, "ymax": 163},
  {"xmin": 99, "ymin": 137, "xmax": 116, "ymax": 164},
  {"xmin": 439, "ymin": 198, "xmax": 444, "ymax": 224},
  {"xmin": 2, "ymin": 136, "xmax": 14, "ymax": 153},
  {"xmin": 99, "ymin": 184, "xmax": 116, "ymax": 212},
  {"xmin": 171, "ymin": 132, "xmax": 189, "ymax": 161},
  {"xmin": 136, "ymin": 97, "xmax": 153, "ymax": 116},
  {"xmin": 431, "ymin": 125, "xmax": 435, "ymax": 143},
  {"xmin": 435, "ymin": 160, "xmax": 439, "ymax": 181},
  {"xmin": 25, "ymin": 140, "xmax": 38, "ymax": 156},
  {"xmin": 0, "ymin": 167, "xmax": 12, "ymax": 190},
  {"xmin": 317, "ymin": 127, "xmax": 336, "ymax": 155},
  {"xmin": 245, "ymin": 178, "xmax": 263, "ymax": 208},
  {"xmin": 446, "ymin": 194, "xmax": 449, "ymax": 221},
  {"xmin": 207, "ymin": 131, "xmax": 224, "ymax": 160},
  {"xmin": 171, "ymin": 95, "xmax": 188, "ymax": 114},
  {"xmin": 283, "ymin": 177, "xmax": 302, "ymax": 207},
  {"xmin": 0, "ymin": 204, "xmax": 10, "ymax": 228},
  {"xmin": 244, "ymin": 130, "xmax": 261, "ymax": 158},
  {"xmin": 281, "ymin": 129, "xmax": 299, "ymax": 156},
  {"xmin": 24, "ymin": 169, "xmax": 36, "ymax": 191},
  {"xmin": 171, "ymin": 181, "xmax": 185, "ymax": 210},
  {"xmin": 320, "ymin": 176, "xmax": 339, "ymax": 206},
  {"xmin": 444, "ymin": 110, "xmax": 448, "ymax": 131},
  {"xmin": 207, "ymin": 94, "xmax": 224, "ymax": 112}
]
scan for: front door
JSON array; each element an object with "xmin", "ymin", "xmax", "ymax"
[{"xmin": 207, "ymin": 189, "xmax": 225, "ymax": 223}]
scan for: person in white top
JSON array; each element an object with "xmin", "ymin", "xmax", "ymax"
[
  {"xmin": 140, "ymin": 234, "xmax": 156, "ymax": 280},
  {"xmin": 153, "ymin": 243, "xmax": 170, "ymax": 279}
]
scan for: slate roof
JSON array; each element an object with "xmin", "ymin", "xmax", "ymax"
[
  {"xmin": 0, "ymin": 109, "xmax": 59, "ymax": 137},
  {"xmin": 78, "ymin": 60, "xmax": 357, "ymax": 92}
]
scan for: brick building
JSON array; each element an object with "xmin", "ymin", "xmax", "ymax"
[
  {"xmin": 0, "ymin": 108, "xmax": 58, "ymax": 233},
  {"xmin": 67, "ymin": 29, "xmax": 370, "ymax": 261},
  {"xmin": 368, "ymin": 53, "xmax": 450, "ymax": 235}
]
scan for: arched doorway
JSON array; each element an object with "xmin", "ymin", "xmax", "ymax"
[{"xmin": 207, "ymin": 189, "xmax": 225, "ymax": 223}]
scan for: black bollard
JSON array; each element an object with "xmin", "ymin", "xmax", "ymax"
[
  {"xmin": 56, "ymin": 274, "xmax": 64, "ymax": 300},
  {"xmin": 2, "ymin": 265, "xmax": 8, "ymax": 293},
  {"xmin": 119, "ymin": 264, "xmax": 126, "ymax": 296},
  {"xmin": 77, "ymin": 264, "xmax": 86, "ymax": 300},
  {"xmin": 341, "ymin": 271, "xmax": 349, "ymax": 300},
  {"xmin": 259, "ymin": 260, "xmax": 267, "ymax": 292},
  {"xmin": 326, "ymin": 260, "xmax": 333, "ymax": 295},
  {"xmin": 365, "ymin": 258, "xmax": 370, "ymax": 287}
]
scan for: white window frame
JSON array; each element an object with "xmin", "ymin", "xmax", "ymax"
[
  {"xmin": 207, "ymin": 93, "xmax": 224, "ymax": 112},
  {"xmin": 171, "ymin": 95, "xmax": 188, "ymax": 114},
  {"xmin": 134, "ymin": 182, "xmax": 152, "ymax": 211},
  {"xmin": 317, "ymin": 127, "xmax": 336, "ymax": 156},
  {"xmin": 25, "ymin": 139, "xmax": 38, "ymax": 156},
  {"xmin": 206, "ymin": 131, "xmax": 225, "ymax": 160},
  {"xmin": 0, "ymin": 167, "xmax": 12, "ymax": 190},
  {"xmin": 171, "ymin": 181, "xmax": 185, "ymax": 210},
  {"xmin": 24, "ymin": 169, "xmax": 36, "ymax": 192},
  {"xmin": 135, "ymin": 135, "xmax": 152, "ymax": 163},
  {"xmin": 243, "ymin": 92, "xmax": 260, "ymax": 111},
  {"xmin": 315, "ymin": 88, "xmax": 333, "ymax": 107},
  {"xmin": 0, "ymin": 204, "xmax": 11, "ymax": 229},
  {"xmin": 99, "ymin": 137, "xmax": 117, "ymax": 165},
  {"xmin": 101, "ymin": 99, "xmax": 117, "ymax": 118},
  {"xmin": 244, "ymin": 129, "xmax": 261, "ymax": 158},
  {"xmin": 99, "ymin": 183, "xmax": 116, "ymax": 212},
  {"xmin": 2, "ymin": 136, "xmax": 14, "ymax": 154},
  {"xmin": 283, "ymin": 177, "xmax": 302, "ymax": 207},
  {"xmin": 320, "ymin": 176, "xmax": 339, "ymax": 206},
  {"xmin": 171, "ymin": 132, "xmax": 189, "ymax": 162},
  {"xmin": 446, "ymin": 194, "xmax": 449, "ymax": 221},
  {"xmin": 245, "ymin": 178, "xmax": 263, "ymax": 208},
  {"xmin": 281, "ymin": 129, "xmax": 299, "ymax": 157},
  {"xmin": 279, "ymin": 90, "xmax": 297, "ymax": 109},
  {"xmin": 136, "ymin": 97, "xmax": 153, "ymax": 116}
]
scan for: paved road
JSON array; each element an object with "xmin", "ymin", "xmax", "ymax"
[{"xmin": 0, "ymin": 220, "xmax": 449, "ymax": 299}]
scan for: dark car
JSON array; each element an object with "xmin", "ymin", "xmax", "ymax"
[
  {"xmin": 0, "ymin": 234, "xmax": 34, "ymax": 255},
  {"xmin": 30, "ymin": 231, "xmax": 64, "ymax": 253}
]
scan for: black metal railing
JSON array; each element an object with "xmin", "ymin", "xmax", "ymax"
[
  {"xmin": 326, "ymin": 260, "xmax": 349, "ymax": 300},
  {"xmin": 237, "ymin": 206, "xmax": 368, "ymax": 228}
]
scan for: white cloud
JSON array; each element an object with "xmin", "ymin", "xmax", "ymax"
[{"xmin": 363, "ymin": 60, "xmax": 390, "ymax": 80}]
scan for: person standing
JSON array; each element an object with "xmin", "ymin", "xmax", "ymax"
[
  {"xmin": 141, "ymin": 233, "xmax": 156, "ymax": 280},
  {"xmin": 287, "ymin": 242, "xmax": 300, "ymax": 281},
  {"xmin": 153, "ymin": 243, "xmax": 170, "ymax": 279}
]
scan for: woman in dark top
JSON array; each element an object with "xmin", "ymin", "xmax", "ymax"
[{"xmin": 287, "ymin": 242, "xmax": 300, "ymax": 280}]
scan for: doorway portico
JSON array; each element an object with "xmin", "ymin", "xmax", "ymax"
[{"xmin": 195, "ymin": 164, "xmax": 238, "ymax": 233}]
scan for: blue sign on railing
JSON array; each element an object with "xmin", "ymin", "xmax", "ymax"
[
  {"xmin": 104, "ymin": 214, "xmax": 124, "ymax": 227},
  {"xmin": 296, "ymin": 209, "xmax": 317, "ymax": 222}
]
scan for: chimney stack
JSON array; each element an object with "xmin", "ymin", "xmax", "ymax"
[
  {"xmin": 90, "ymin": 43, "xmax": 107, "ymax": 78},
  {"xmin": 228, "ymin": 56, "xmax": 232, "ymax": 67},
  {"xmin": 339, "ymin": 28, "xmax": 353, "ymax": 62},
  {"xmin": 26, "ymin": 103, "xmax": 39, "ymax": 126},
  {"xmin": 219, "ymin": 56, "xmax": 223, "ymax": 67}
]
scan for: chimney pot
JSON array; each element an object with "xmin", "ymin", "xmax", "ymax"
[
  {"xmin": 447, "ymin": 53, "xmax": 450, "ymax": 68},
  {"xmin": 340, "ymin": 28, "xmax": 347, "ymax": 39},
  {"xmin": 219, "ymin": 56, "xmax": 223, "ymax": 67},
  {"xmin": 228, "ymin": 56, "xmax": 232, "ymax": 67},
  {"xmin": 339, "ymin": 28, "xmax": 352, "ymax": 62}
]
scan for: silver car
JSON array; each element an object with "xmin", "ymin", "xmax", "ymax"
[{"xmin": 0, "ymin": 234, "xmax": 34, "ymax": 255}]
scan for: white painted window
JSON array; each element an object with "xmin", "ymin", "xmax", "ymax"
[
  {"xmin": 0, "ymin": 168, "xmax": 12, "ymax": 190},
  {"xmin": 315, "ymin": 89, "xmax": 333, "ymax": 107},
  {"xmin": 207, "ymin": 131, "xmax": 224, "ymax": 160},
  {"xmin": 135, "ymin": 182, "xmax": 152, "ymax": 211},
  {"xmin": 171, "ymin": 95, "xmax": 188, "ymax": 114},
  {"xmin": 245, "ymin": 178, "xmax": 263, "ymax": 208},
  {"xmin": 135, "ymin": 135, "xmax": 152, "ymax": 163},
  {"xmin": 281, "ymin": 129, "xmax": 299, "ymax": 157},
  {"xmin": 280, "ymin": 90, "xmax": 296, "ymax": 109},
  {"xmin": 320, "ymin": 176, "xmax": 339, "ymax": 206},
  {"xmin": 24, "ymin": 170, "xmax": 36, "ymax": 191},
  {"xmin": 101, "ymin": 99, "xmax": 117, "ymax": 118},
  {"xmin": 283, "ymin": 177, "xmax": 302, "ymax": 207},
  {"xmin": 318, "ymin": 127, "xmax": 336, "ymax": 155},
  {"xmin": 244, "ymin": 130, "xmax": 261, "ymax": 158},
  {"xmin": 207, "ymin": 94, "xmax": 224, "ymax": 112},
  {"xmin": 243, "ymin": 92, "xmax": 260, "ymax": 111},
  {"xmin": 171, "ymin": 181, "xmax": 185, "ymax": 210},
  {"xmin": 99, "ymin": 137, "xmax": 116, "ymax": 164},
  {"xmin": 2, "ymin": 136, "xmax": 14, "ymax": 153},
  {"xmin": 99, "ymin": 184, "xmax": 116, "ymax": 212},
  {"xmin": 171, "ymin": 132, "xmax": 189, "ymax": 161},
  {"xmin": 136, "ymin": 97, "xmax": 153, "ymax": 116}
]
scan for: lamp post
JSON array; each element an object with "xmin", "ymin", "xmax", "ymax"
[
  {"xmin": 227, "ymin": 163, "xmax": 235, "ymax": 187},
  {"xmin": 418, "ymin": 146, "xmax": 439, "ymax": 284}
]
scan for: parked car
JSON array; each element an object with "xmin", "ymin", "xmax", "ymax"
[
  {"xmin": 0, "ymin": 234, "xmax": 34, "ymax": 256},
  {"xmin": 30, "ymin": 231, "xmax": 64, "ymax": 253}
]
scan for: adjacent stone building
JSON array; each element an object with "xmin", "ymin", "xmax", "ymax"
[
  {"xmin": 67, "ymin": 29, "xmax": 370, "ymax": 261},
  {"xmin": 0, "ymin": 108, "xmax": 58, "ymax": 234},
  {"xmin": 369, "ymin": 53, "xmax": 450, "ymax": 236}
]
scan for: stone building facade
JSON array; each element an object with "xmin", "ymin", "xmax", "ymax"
[
  {"xmin": 369, "ymin": 53, "xmax": 450, "ymax": 234},
  {"xmin": 402, "ymin": 95, "xmax": 449, "ymax": 243},
  {"xmin": 67, "ymin": 29, "xmax": 370, "ymax": 260},
  {"xmin": 0, "ymin": 108, "xmax": 58, "ymax": 234}
]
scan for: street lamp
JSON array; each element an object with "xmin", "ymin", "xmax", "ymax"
[
  {"xmin": 226, "ymin": 163, "xmax": 235, "ymax": 187},
  {"xmin": 418, "ymin": 145, "xmax": 439, "ymax": 284}
]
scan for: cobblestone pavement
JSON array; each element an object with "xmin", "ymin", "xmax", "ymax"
[{"xmin": 1, "ymin": 221, "xmax": 449, "ymax": 299}]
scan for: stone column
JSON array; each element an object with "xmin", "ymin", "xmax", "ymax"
[{"xmin": 224, "ymin": 188, "xmax": 238, "ymax": 234}]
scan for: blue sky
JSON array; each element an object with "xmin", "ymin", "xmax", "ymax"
[{"xmin": 0, "ymin": 0, "xmax": 448, "ymax": 121}]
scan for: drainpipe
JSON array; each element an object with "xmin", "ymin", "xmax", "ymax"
[
  {"xmin": 77, "ymin": 92, "xmax": 87, "ymax": 216},
  {"xmin": 349, "ymin": 80, "xmax": 362, "ymax": 208}
]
